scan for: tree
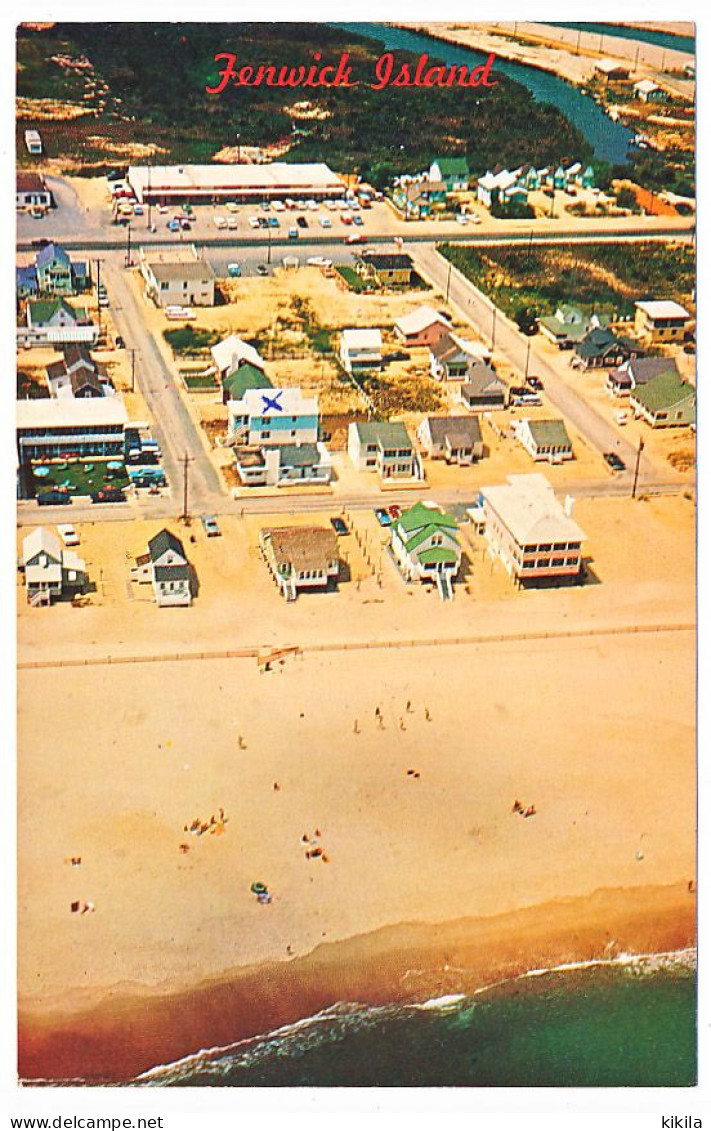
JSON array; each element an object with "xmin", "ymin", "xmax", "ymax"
[{"xmin": 515, "ymin": 306, "xmax": 540, "ymax": 336}]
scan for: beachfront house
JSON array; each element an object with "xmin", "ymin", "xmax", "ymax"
[
  {"xmin": 339, "ymin": 328, "xmax": 383, "ymax": 373},
  {"xmin": 416, "ymin": 415, "xmax": 484, "ymax": 464},
  {"xmin": 480, "ymin": 473, "xmax": 585, "ymax": 585},
  {"xmin": 429, "ymin": 333, "xmax": 492, "ymax": 381},
  {"xmin": 572, "ymin": 327, "xmax": 642, "ymax": 370},
  {"xmin": 16, "ymin": 266, "xmax": 39, "ymax": 300},
  {"xmin": 232, "ymin": 442, "xmax": 332, "ymax": 488},
  {"xmin": 390, "ymin": 501, "xmax": 461, "ymax": 599},
  {"xmin": 629, "ymin": 371, "xmax": 696, "ymax": 429},
  {"xmin": 347, "ymin": 421, "xmax": 421, "ymax": 481},
  {"xmin": 513, "ymin": 418, "xmax": 574, "ymax": 464},
  {"xmin": 132, "ymin": 528, "xmax": 192, "ymax": 607},
  {"xmin": 21, "ymin": 527, "xmax": 87, "ymax": 606},
  {"xmin": 394, "ymin": 305, "xmax": 451, "ymax": 348},
  {"xmin": 16, "ymin": 397, "xmax": 129, "ymax": 470},
  {"xmin": 634, "ymin": 300, "xmax": 691, "ymax": 346},
  {"xmin": 459, "ymin": 362, "xmax": 509, "ymax": 411},
  {"xmin": 211, "ymin": 334, "xmax": 265, "ymax": 383},
  {"xmin": 259, "ymin": 526, "xmax": 340, "ymax": 600},
  {"xmin": 429, "ymin": 156, "xmax": 470, "ymax": 192},
  {"xmin": 607, "ymin": 356, "xmax": 681, "ymax": 397}
]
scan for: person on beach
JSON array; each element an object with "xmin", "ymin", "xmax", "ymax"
[
  {"xmin": 273, "ymin": 782, "xmax": 281, "ymax": 792},
  {"xmin": 399, "ymin": 717, "xmax": 406, "ymax": 731},
  {"xmin": 354, "ymin": 719, "xmax": 360, "ymax": 734},
  {"xmin": 425, "ymin": 708, "xmax": 431, "ymax": 721},
  {"xmin": 406, "ymin": 700, "xmax": 413, "ymax": 713}
]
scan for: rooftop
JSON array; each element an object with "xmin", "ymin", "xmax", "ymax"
[
  {"xmin": 481, "ymin": 474, "xmax": 586, "ymax": 546},
  {"xmin": 128, "ymin": 162, "xmax": 344, "ymax": 194},
  {"xmin": 395, "ymin": 305, "xmax": 450, "ymax": 336},
  {"xmin": 16, "ymin": 396, "xmax": 128, "ymax": 430},
  {"xmin": 149, "ymin": 260, "xmax": 215, "ymax": 283},
  {"xmin": 422, "ymin": 415, "xmax": 482, "ymax": 446},
  {"xmin": 261, "ymin": 525, "xmax": 339, "ymax": 572},
  {"xmin": 524, "ymin": 418, "xmax": 573, "ymax": 449},
  {"xmin": 631, "ymin": 371, "xmax": 695, "ymax": 414},
  {"xmin": 635, "ymin": 300, "xmax": 691, "ymax": 321},
  {"xmin": 341, "ymin": 328, "xmax": 383, "ymax": 350},
  {"xmin": 352, "ymin": 420, "xmax": 412, "ymax": 449}
]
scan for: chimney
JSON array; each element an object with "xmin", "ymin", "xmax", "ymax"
[{"xmin": 564, "ymin": 495, "xmax": 575, "ymax": 518}]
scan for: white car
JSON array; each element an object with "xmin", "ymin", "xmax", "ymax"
[
  {"xmin": 225, "ymin": 202, "xmax": 239, "ymax": 212},
  {"xmin": 57, "ymin": 524, "xmax": 80, "ymax": 546},
  {"xmin": 248, "ymin": 216, "xmax": 260, "ymax": 229},
  {"xmin": 157, "ymin": 204, "xmax": 169, "ymax": 214},
  {"xmin": 319, "ymin": 216, "xmax": 331, "ymax": 228},
  {"xmin": 214, "ymin": 216, "xmax": 227, "ymax": 229},
  {"xmin": 325, "ymin": 200, "xmax": 337, "ymax": 211},
  {"xmin": 306, "ymin": 256, "xmax": 332, "ymax": 268},
  {"xmin": 272, "ymin": 200, "xmax": 286, "ymax": 212},
  {"xmin": 456, "ymin": 213, "xmax": 468, "ymax": 224},
  {"xmin": 227, "ymin": 217, "xmax": 238, "ymax": 229}
]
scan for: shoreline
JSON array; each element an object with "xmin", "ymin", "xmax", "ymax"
[{"xmin": 19, "ymin": 881, "xmax": 696, "ymax": 1084}]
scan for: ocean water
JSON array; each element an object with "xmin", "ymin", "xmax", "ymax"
[{"xmin": 133, "ymin": 951, "xmax": 696, "ymax": 1088}]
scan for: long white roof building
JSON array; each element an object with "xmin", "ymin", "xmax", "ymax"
[{"xmin": 128, "ymin": 162, "xmax": 345, "ymax": 204}]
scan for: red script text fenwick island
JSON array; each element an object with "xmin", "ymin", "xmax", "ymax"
[{"xmin": 206, "ymin": 51, "xmax": 497, "ymax": 94}]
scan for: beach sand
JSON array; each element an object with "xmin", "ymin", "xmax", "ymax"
[{"xmin": 18, "ymin": 620, "xmax": 695, "ymax": 1080}]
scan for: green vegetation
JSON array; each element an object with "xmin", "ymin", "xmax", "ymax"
[
  {"xmin": 164, "ymin": 326, "xmax": 223, "ymax": 354},
  {"xmin": 359, "ymin": 372, "xmax": 444, "ymax": 415},
  {"xmin": 32, "ymin": 459, "xmax": 129, "ymax": 495},
  {"xmin": 17, "ymin": 23, "xmax": 592, "ymax": 178},
  {"xmin": 335, "ymin": 266, "xmax": 373, "ymax": 293},
  {"xmin": 183, "ymin": 372, "xmax": 219, "ymax": 390},
  {"xmin": 438, "ymin": 241, "xmax": 695, "ymax": 322}
]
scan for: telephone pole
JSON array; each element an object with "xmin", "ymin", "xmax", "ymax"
[
  {"xmin": 491, "ymin": 301, "xmax": 498, "ymax": 350},
  {"xmin": 445, "ymin": 262, "xmax": 452, "ymax": 303},
  {"xmin": 181, "ymin": 451, "xmax": 195, "ymax": 523},
  {"xmin": 631, "ymin": 435, "xmax": 645, "ymax": 499},
  {"xmin": 125, "ymin": 222, "xmax": 132, "ymax": 268},
  {"xmin": 93, "ymin": 257, "xmax": 105, "ymax": 338},
  {"xmin": 126, "ymin": 348, "xmax": 137, "ymax": 392}
]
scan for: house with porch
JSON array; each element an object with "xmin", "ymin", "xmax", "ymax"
[
  {"xmin": 132, "ymin": 528, "xmax": 192, "ymax": 607},
  {"xmin": 416, "ymin": 415, "xmax": 484, "ymax": 464},
  {"xmin": 390, "ymin": 502, "xmax": 461, "ymax": 599},
  {"xmin": 572, "ymin": 327, "xmax": 643, "ymax": 370},
  {"xmin": 35, "ymin": 243, "xmax": 90, "ymax": 296},
  {"xmin": 459, "ymin": 362, "xmax": 509, "ymax": 411},
  {"xmin": 24, "ymin": 298, "xmax": 98, "ymax": 346},
  {"xmin": 221, "ymin": 362, "xmax": 273, "ymax": 405},
  {"xmin": 355, "ymin": 252, "xmax": 414, "ymax": 287},
  {"xmin": 634, "ymin": 300, "xmax": 691, "ymax": 345},
  {"xmin": 428, "ymin": 156, "xmax": 470, "ymax": 192},
  {"xmin": 233, "ymin": 442, "xmax": 332, "ymax": 488},
  {"xmin": 429, "ymin": 333, "xmax": 491, "ymax": 381},
  {"xmin": 539, "ymin": 305, "xmax": 608, "ymax": 349},
  {"xmin": 339, "ymin": 328, "xmax": 383, "ymax": 373},
  {"xmin": 347, "ymin": 421, "xmax": 421, "ymax": 481},
  {"xmin": 140, "ymin": 246, "xmax": 215, "ymax": 307},
  {"xmin": 607, "ymin": 356, "xmax": 681, "ymax": 397},
  {"xmin": 513, "ymin": 418, "xmax": 574, "ymax": 463},
  {"xmin": 21, "ymin": 527, "xmax": 87, "ymax": 606},
  {"xmin": 629, "ymin": 371, "xmax": 696, "ymax": 428},
  {"xmin": 227, "ymin": 386, "xmax": 319, "ymax": 447},
  {"xmin": 480, "ymin": 473, "xmax": 585, "ymax": 584},
  {"xmin": 259, "ymin": 526, "xmax": 340, "ymax": 600},
  {"xmin": 394, "ymin": 305, "xmax": 451, "ymax": 348}
]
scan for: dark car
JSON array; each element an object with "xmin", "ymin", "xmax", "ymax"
[
  {"xmin": 526, "ymin": 376, "xmax": 544, "ymax": 390},
  {"xmin": 37, "ymin": 490, "xmax": 71, "ymax": 506},
  {"xmin": 31, "ymin": 238, "xmax": 51, "ymax": 249},
  {"xmin": 91, "ymin": 488, "xmax": 126, "ymax": 503},
  {"xmin": 603, "ymin": 451, "xmax": 626, "ymax": 472},
  {"xmin": 387, "ymin": 350, "xmax": 409, "ymax": 363},
  {"xmin": 374, "ymin": 508, "xmax": 392, "ymax": 527},
  {"xmin": 509, "ymin": 386, "xmax": 528, "ymax": 398},
  {"xmin": 115, "ymin": 335, "xmax": 125, "ymax": 349},
  {"xmin": 296, "ymin": 216, "xmax": 308, "ymax": 229},
  {"xmin": 258, "ymin": 216, "xmax": 269, "ymax": 228},
  {"xmin": 330, "ymin": 516, "xmax": 349, "ymax": 536},
  {"xmin": 256, "ymin": 264, "xmax": 269, "ymax": 276}
]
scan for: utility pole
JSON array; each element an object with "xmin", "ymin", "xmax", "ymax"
[
  {"xmin": 267, "ymin": 224, "xmax": 272, "ymax": 265},
  {"xmin": 93, "ymin": 257, "xmax": 105, "ymax": 337},
  {"xmin": 125, "ymin": 222, "xmax": 132, "ymax": 268},
  {"xmin": 236, "ymin": 133, "xmax": 241, "ymax": 163},
  {"xmin": 491, "ymin": 301, "xmax": 498, "ymax": 350},
  {"xmin": 147, "ymin": 164, "xmax": 152, "ymax": 230},
  {"xmin": 181, "ymin": 451, "xmax": 195, "ymax": 524},
  {"xmin": 445, "ymin": 262, "xmax": 452, "ymax": 303},
  {"xmin": 525, "ymin": 337, "xmax": 532, "ymax": 380},
  {"xmin": 631, "ymin": 435, "xmax": 645, "ymax": 499},
  {"xmin": 127, "ymin": 348, "xmax": 137, "ymax": 392}
]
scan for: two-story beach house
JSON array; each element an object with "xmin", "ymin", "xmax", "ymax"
[
  {"xmin": 390, "ymin": 501, "xmax": 461, "ymax": 599},
  {"xmin": 480, "ymin": 473, "xmax": 585, "ymax": 585}
]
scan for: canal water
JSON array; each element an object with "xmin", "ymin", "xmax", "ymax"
[
  {"xmin": 545, "ymin": 23, "xmax": 695, "ymax": 56},
  {"xmin": 335, "ymin": 22, "xmax": 634, "ymax": 164}
]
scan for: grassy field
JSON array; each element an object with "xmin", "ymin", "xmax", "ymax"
[
  {"xmin": 438, "ymin": 240, "xmax": 696, "ymax": 322},
  {"xmin": 31, "ymin": 458, "xmax": 129, "ymax": 497}
]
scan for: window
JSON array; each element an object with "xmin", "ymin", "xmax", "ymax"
[
  {"xmin": 553, "ymin": 543, "xmax": 566, "ymax": 551},
  {"xmin": 551, "ymin": 558, "xmax": 565, "ymax": 567},
  {"xmin": 566, "ymin": 556, "xmax": 579, "ymax": 566},
  {"xmin": 538, "ymin": 544, "xmax": 552, "ymax": 553}
]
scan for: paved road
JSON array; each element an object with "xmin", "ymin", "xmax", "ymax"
[
  {"xmin": 411, "ymin": 243, "xmax": 663, "ymax": 482},
  {"xmin": 101, "ymin": 252, "xmax": 223, "ymax": 512}
]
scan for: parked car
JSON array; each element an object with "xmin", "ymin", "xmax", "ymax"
[
  {"xmin": 167, "ymin": 218, "xmax": 180, "ymax": 232},
  {"xmin": 345, "ymin": 233, "xmax": 366, "ymax": 244},
  {"xmin": 91, "ymin": 488, "xmax": 126, "ymax": 503},
  {"xmin": 352, "ymin": 214, "xmax": 364, "ymax": 226},
  {"xmin": 330, "ymin": 516, "xmax": 349, "ymax": 536},
  {"xmin": 115, "ymin": 335, "xmax": 125, "ymax": 349},
  {"xmin": 214, "ymin": 216, "xmax": 228, "ymax": 229},
  {"xmin": 319, "ymin": 216, "xmax": 331, "ymax": 228},
  {"xmin": 256, "ymin": 264, "xmax": 269, "ymax": 276},
  {"xmin": 180, "ymin": 218, "xmax": 192, "ymax": 231},
  {"xmin": 297, "ymin": 216, "xmax": 308, "ymax": 229},
  {"xmin": 307, "ymin": 256, "xmax": 332, "ymax": 268},
  {"xmin": 340, "ymin": 213, "xmax": 353, "ymax": 225},
  {"xmin": 248, "ymin": 216, "xmax": 260, "ymax": 229},
  {"xmin": 57, "ymin": 523, "xmax": 80, "ymax": 546},
  {"xmin": 604, "ymin": 451, "xmax": 626, "ymax": 472},
  {"xmin": 227, "ymin": 263, "xmax": 242, "ymax": 277},
  {"xmin": 37, "ymin": 490, "xmax": 72, "ymax": 506},
  {"xmin": 200, "ymin": 514, "xmax": 221, "ymax": 536},
  {"xmin": 257, "ymin": 216, "xmax": 269, "ymax": 229},
  {"xmin": 288, "ymin": 228, "xmax": 299, "ymax": 240},
  {"xmin": 374, "ymin": 508, "xmax": 392, "ymax": 526},
  {"xmin": 526, "ymin": 376, "xmax": 544, "ymax": 390},
  {"xmin": 387, "ymin": 504, "xmax": 402, "ymax": 520},
  {"xmin": 227, "ymin": 217, "xmax": 238, "ymax": 230}
]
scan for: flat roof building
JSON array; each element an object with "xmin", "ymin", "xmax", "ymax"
[{"xmin": 127, "ymin": 162, "xmax": 345, "ymax": 205}]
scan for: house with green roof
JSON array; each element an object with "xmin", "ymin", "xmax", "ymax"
[
  {"xmin": 390, "ymin": 501, "xmax": 461, "ymax": 599},
  {"xmin": 27, "ymin": 297, "xmax": 89, "ymax": 329},
  {"xmin": 220, "ymin": 362, "xmax": 272, "ymax": 405},
  {"xmin": 630, "ymin": 372, "xmax": 696, "ymax": 429},
  {"xmin": 131, "ymin": 528, "xmax": 192, "ymax": 607},
  {"xmin": 573, "ymin": 326, "xmax": 643, "ymax": 370},
  {"xmin": 513, "ymin": 418, "xmax": 574, "ymax": 463},
  {"xmin": 347, "ymin": 420, "xmax": 422, "ymax": 480},
  {"xmin": 428, "ymin": 156, "xmax": 470, "ymax": 192}
]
